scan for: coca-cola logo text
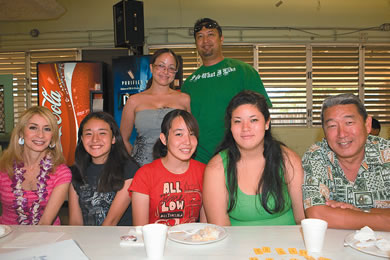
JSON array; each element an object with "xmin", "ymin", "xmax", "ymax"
[{"xmin": 41, "ymin": 86, "xmax": 63, "ymax": 137}]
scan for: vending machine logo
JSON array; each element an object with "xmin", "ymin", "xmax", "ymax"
[{"xmin": 41, "ymin": 86, "xmax": 63, "ymax": 136}]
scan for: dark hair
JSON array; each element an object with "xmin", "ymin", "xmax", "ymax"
[
  {"xmin": 153, "ymin": 109, "xmax": 199, "ymax": 159},
  {"xmin": 72, "ymin": 111, "xmax": 138, "ymax": 192},
  {"xmin": 321, "ymin": 93, "xmax": 368, "ymax": 126},
  {"xmin": 193, "ymin": 18, "xmax": 222, "ymax": 39},
  {"xmin": 146, "ymin": 48, "xmax": 180, "ymax": 90},
  {"xmin": 216, "ymin": 90, "xmax": 288, "ymax": 214},
  {"xmin": 371, "ymin": 117, "xmax": 381, "ymax": 130}
]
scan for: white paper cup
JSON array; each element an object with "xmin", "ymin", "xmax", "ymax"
[
  {"xmin": 301, "ymin": 218, "xmax": 328, "ymax": 253},
  {"xmin": 142, "ymin": 224, "xmax": 168, "ymax": 258}
]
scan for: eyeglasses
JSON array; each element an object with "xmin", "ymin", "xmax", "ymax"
[
  {"xmin": 153, "ymin": 64, "xmax": 178, "ymax": 74},
  {"xmin": 194, "ymin": 21, "xmax": 220, "ymax": 34}
]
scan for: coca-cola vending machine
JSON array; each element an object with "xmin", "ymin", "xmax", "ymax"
[{"xmin": 37, "ymin": 61, "xmax": 105, "ymax": 166}]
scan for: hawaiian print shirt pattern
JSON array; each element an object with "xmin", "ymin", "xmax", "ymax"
[{"xmin": 302, "ymin": 135, "xmax": 390, "ymax": 210}]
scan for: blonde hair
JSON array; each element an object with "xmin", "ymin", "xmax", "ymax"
[{"xmin": 0, "ymin": 106, "xmax": 65, "ymax": 176}]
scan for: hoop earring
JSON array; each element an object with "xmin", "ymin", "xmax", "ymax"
[
  {"xmin": 18, "ymin": 137, "xmax": 24, "ymax": 145},
  {"xmin": 49, "ymin": 143, "xmax": 56, "ymax": 149}
]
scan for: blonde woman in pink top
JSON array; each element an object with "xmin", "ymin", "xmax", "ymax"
[{"xmin": 0, "ymin": 106, "xmax": 71, "ymax": 225}]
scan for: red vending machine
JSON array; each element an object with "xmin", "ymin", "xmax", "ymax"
[{"xmin": 37, "ymin": 62, "xmax": 105, "ymax": 165}]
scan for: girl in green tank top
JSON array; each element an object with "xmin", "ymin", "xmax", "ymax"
[{"xmin": 203, "ymin": 90, "xmax": 305, "ymax": 226}]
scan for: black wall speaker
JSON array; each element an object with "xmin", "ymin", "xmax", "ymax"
[{"xmin": 113, "ymin": 0, "xmax": 144, "ymax": 47}]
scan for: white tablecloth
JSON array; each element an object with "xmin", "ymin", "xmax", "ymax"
[{"xmin": 0, "ymin": 225, "xmax": 386, "ymax": 259}]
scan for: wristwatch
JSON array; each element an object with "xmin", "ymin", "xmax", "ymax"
[{"xmin": 361, "ymin": 207, "xmax": 371, "ymax": 213}]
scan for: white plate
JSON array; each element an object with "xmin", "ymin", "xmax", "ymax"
[
  {"xmin": 168, "ymin": 223, "xmax": 227, "ymax": 245},
  {"xmin": 345, "ymin": 231, "xmax": 390, "ymax": 258},
  {"xmin": 0, "ymin": 225, "xmax": 12, "ymax": 239}
]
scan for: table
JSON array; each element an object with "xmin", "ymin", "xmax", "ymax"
[{"xmin": 0, "ymin": 225, "xmax": 385, "ymax": 259}]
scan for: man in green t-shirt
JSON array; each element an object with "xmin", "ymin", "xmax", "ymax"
[{"xmin": 181, "ymin": 18, "xmax": 271, "ymax": 164}]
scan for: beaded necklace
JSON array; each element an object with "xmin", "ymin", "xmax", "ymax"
[{"xmin": 11, "ymin": 156, "xmax": 51, "ymax": 225}]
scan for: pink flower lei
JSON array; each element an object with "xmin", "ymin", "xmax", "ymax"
[{"xmin": 11, "ymin": 156, "xmax": 52, "ymax": 225}]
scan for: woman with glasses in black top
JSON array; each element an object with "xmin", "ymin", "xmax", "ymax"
[{"xmin": 120, "ymin": 49, "xmax": 191, "ymax": 166}]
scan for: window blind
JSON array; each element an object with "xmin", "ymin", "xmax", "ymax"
[
  {"xmin": 0, "ymin": 49, "xmax": 79, "ymax": 125},
  {"xmin": 258, "ymin": 45, "xmax": 307, "ymax": 126},
  {"xmin": 311, "ymin": 45, "xmax": 360, "ymax": 125},
  {"xmin": 364, "ymin": 46, "xmax": 390, "ymax": 124},
  {"xmin": 1, "ymin": 44, "xmax": 390, "ymax": 127},
  {"xmin": 0, "ymin": 51, "xmax": 27, "ymax": 123}
]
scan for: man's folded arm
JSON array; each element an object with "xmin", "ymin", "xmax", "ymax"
[{"xmin": 305, "ymin": 205, "xmax": 390, "ymax": 231}]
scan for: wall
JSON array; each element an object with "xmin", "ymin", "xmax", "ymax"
[
  {"xmin": 0, "ymin": 0, "xmax": 389, "ymax": 157},
  {"xmin": 273, "ymin": 126, "xmax": 389, "ymax": 157},
  {"xmin": 2, "ymin": 0, "xmax": 389, "ymax": 32},
  {"xmin": 0, "ymin": 0, "xmax": 389, "ymax": 49}
]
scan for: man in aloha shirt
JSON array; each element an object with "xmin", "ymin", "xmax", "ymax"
[{"xmin": 302, "ymin": 93, "xmax": 390, "ymax": 231}]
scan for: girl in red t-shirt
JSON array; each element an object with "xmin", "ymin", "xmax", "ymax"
[{"xmin": 130, "ymin": 109, "xmax": 206, "ymax": 226}]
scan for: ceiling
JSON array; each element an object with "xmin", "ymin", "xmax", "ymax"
[
  {"xmin": 0, "ymin": 0, "xmax": 65, "ymax": 21},
  {"xmin": 0, "ymin": 0, "xmax": 389, "ymax": 28}
]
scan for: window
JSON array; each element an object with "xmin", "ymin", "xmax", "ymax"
[
  {"xmin": 364, "ymin": 46, "xmax": 390, "ymax": 123},
  {"xmin": 0, "ymin": 49, "xmax": 80, "ymax": 124},
  {"xmin": 311, "ymin": 45, "xmax": 360, "ymax": 125},
  {"xmin": 0, "ymin": 74, "xmax": 13, "ymax": 134},
  {"xmin": 0, "ymin": 51, "xmax": 26, "ymax": 123},
  {"xmin": 1, "ymin": 44, "xmax": 389, "ymax": 127},
  {"xmin": 150, "ymin": 43, "xmax": 390, "ymax": 126},
  {"xmin": 257, "ymin": 45, "xmax": 307, "ymax": 126}
]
